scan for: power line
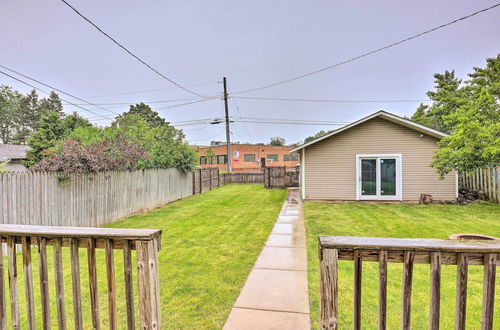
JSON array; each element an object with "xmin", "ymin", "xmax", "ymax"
[
  {"xmin": 227, "ymin": 86, "xmax": 253, "ymax": 144},
  {"xmin": 0, "ymin": 70, "xmax": 114, "ymax": 121},
  {"xmin": 59, "ymin": 0, "xmax": 215, "ymax": 99},
  {"xmin": 234, "ymin": 119, "xmax": 347, "ymax": 126},
  {"xmin": 78, "ymin": 98, "xmax": 215, "ymax": 117},
  {"xmin": 64, "ymin": 95, "xmax": 216, "ymax": 106},
  {"xmin": 0, "ymin": 64, "xmax": 121, "ymax": 116},
  {"xmin": 187, "ymin": 128, "xmax": 226, "ymax": 142},
  {"xmin": 83, "ymin": 81, "xmax": 221, "ymax": 99},
  {"xmin": 154, "ymin": 98, "xmax": 215, "ymax": 111},
  {"xmin": 231, "ymin": 96, "xmax": 431, "ymax": 103},
  {"xmin": 233, "ymin": 3, "xmax": 500, "ymax": 95}
]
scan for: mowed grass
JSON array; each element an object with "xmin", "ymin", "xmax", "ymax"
[
  {"xmin": 4, "ymin": 185, "xmax": 286, "ymax": 329},
  {"xmin": 305, "ymin": 202, "xmax": 500, "ymax": 329}
]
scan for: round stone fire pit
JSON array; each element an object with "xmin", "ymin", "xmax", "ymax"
[{"xmin": 449, "ymin": 233, "xmax": 500, "ymax": 240}]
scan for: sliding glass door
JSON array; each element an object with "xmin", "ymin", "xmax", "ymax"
[{"xmin": 357, "ymin": 155, "xmax": 401, "ymax": 200}]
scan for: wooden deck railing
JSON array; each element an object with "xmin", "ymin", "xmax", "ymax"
[
  {"xmin": 0, "ymin": 224, "xmax": 162, "ymax": 330},
  {"xmin": 318, "ymin": 236, "xmax": 499, "ymax": 330}
]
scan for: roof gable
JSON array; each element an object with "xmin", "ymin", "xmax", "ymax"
[{"xmin": 291, "ymin": 110, "xmax": 447, "ymax": 153}]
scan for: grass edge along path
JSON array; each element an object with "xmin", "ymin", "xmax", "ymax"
[{"xmin": 305, "ymin": 201, "xmax": 500, "ymax": 329}]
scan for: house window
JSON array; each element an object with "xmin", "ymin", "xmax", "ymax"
[
  {"xmin": 244, "ymin": 154, "xmax": 256, "ymax": 162},
  {"xmin": 217, "ymin": 155, "xmax": 227, "ymax": 164},
  {"xmin": 200, "ymin": 156, "xmax": 206, "ymax": 164},
  {"xmin": 284, "ymin": 154, "xmax": 299, "ymax": 161},
  {"xmin": 267, "ymin": 154, "xmax": 278, "ymax": 162}
]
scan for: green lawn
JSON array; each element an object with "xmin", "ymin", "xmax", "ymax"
[
  {"xmin": 5, "ymin": 185, "xmax": 286, "ymax": 329},
  {"xmin": 305, "ymin": 202, "xmax": 500, "ymax": 329}
]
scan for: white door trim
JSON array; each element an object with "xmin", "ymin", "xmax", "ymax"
[{"xmin": 356, "ymin": 154, "xmax": 403, "ymax": 201}]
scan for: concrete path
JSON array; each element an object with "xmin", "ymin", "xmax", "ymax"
[{"xmin": 224, "ymin": 188, "xmax": 310, "ymax": 330}]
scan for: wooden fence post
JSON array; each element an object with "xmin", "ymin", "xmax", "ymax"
[
  {"xmin": 137, "ymin": 238, "xmax": 161, "ymax": 330},
  {"xmin": 319, "ymin": 246, "xmax": 338, "ymax": 330}
]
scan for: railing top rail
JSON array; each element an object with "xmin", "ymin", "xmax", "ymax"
[
  {"xmin": 319, "ymin": 236, "xmax": 500, "ymax": 253},
  {"xmin": 0, "ymin": 224, "xmax": 161, "ymax": 241}
]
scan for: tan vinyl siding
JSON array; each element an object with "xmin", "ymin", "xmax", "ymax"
[{"xmin": 303, "ymin": 117, "xmax": 456, "ymax": 201}]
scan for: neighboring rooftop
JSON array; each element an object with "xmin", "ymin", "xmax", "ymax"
[{"xmin": 0, "ymin": 144, "xmax": 30, "ymax": 161}]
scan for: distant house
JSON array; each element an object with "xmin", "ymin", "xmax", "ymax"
[
  {"xmin": 195, "ymin": 143, "xmax": 299, "ymax": 173},
  {"xmin": 291, "ymin": 110, "xmax": 457, "ymax": 201},
  {"xmin": 0, "ymin": 144, "xmax": 30, "ymax": 172}
]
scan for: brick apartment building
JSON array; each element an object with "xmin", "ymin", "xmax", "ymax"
[{"xmin": 194, "ymin": 143, "xmax": 299, "ymax": 173}]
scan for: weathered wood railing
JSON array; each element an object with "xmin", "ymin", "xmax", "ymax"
[
  {"xmin": 0, "ymin": 224, "xmax": 162, "ymax": 330},
  {"xmin": 318, "ymin": 236, "xmax": 499, "ymax": 330}
]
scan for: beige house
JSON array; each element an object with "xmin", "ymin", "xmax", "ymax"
[{"xmin": 291, "ymin": 111, "xmax": 457, "ymax": 201}]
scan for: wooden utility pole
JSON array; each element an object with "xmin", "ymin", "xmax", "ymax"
[{"xmin": 223, "ymin": 77, "xmax": 232, "ymax": 173}]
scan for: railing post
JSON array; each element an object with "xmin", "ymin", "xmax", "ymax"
[
  {"xmin": 455, "ymin": 253, "xmax": 468, "ymax": 330},
  {"xmin": 137, "ymin": 237, "xmax": 161, "ymax": 330},
  {"xmin": 429, "ymin": 252, "xmax": 441, "ymax": 330},
  {"xmin": 378, "ymin": 251, "xmax": 387, "ymax": 330},
  {"xmin": 402, "ymin": 251, "xmax": 414, "ymax": 330},
  {"xmin": 353, "ymin": 250, "xmax": 362, "ymax": 330},
  {"xmin": 481, "ymin": 253, "xmax": 497, "ymax": 330},
  {"xmin": 319, "ymin": 245, "xmax": 338, "ymax": 330}
]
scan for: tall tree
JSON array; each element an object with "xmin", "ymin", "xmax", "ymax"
[
  {"xmin": 411, "ymin": 70, "xmax": 466, "ymax": 134},
  {"xmin": 303, "ymin": 130, "xmax": 330, "ymax": 144},
  {"xmin": 39, "ymin": 91, "xmax": 64, "ymax": 117},
  {"xmin": 0, "ymin": 85, "xmax": 23, "ymax": 143},
  {"xmin": 113, "ymin": 102, "xmax": 166, "ymax": 128},
  {"xmin": 410, "ymin": 54, "xmax": 500, "ymax": 176},
  {"xmin": 13, "ymin": 89, "xmax": 40, "ymax": 144},
  {"xmin": 269, "ymin": 136, "xmax": 286, "ymax": 146},
  {"xmin": 25, "ymin": 111, "xmax": 66, "ymax": 167}
]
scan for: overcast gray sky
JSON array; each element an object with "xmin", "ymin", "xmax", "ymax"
[{"xmin": 1, "ymin": 0, "xmax": 499, "ymax": 145}]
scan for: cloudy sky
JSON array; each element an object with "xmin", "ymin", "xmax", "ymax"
[{"xmin": 1, "ymin": 0, "xmax": 499, "ymax": 145}]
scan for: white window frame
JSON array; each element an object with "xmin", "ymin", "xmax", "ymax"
[{"xmin": 355, "ymin": 154, "xmax": 403, "ymax": 201}]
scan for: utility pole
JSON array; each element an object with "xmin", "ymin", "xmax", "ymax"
[{"xmin": 223, "ymin": 77, "xmax": 232, "ymax": 173}]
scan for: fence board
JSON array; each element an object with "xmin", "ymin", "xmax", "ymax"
[
  {"xmin": 0, "ymin": 169, "xmax": 193, "ymax": 226},
  {"xmin": 460, "ymin": 166, "xmax": 499, "ymax": 203}
]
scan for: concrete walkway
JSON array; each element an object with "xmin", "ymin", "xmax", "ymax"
[{"xmin": 224, "ymin": 188, "xmax": 310, "ymax": 329}]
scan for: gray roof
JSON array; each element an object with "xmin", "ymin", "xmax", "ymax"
[{"xmin": 0, "ymin": 144, "xmax": 30, "ymax": 161}]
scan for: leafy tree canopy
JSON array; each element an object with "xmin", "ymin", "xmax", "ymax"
[
  {"xmin": 113, "ymin": 102, "xmax": 167, "ymax": 128},
  {"xmin": 410, "ymin": 54, "xmax": 500, "ymax": 176},
  {"xmin": 303, "ymin": 130, "xmax": 331, "ymax": 144},
  {"xmin": 269, "ymin": 136, "xmax": 286, "ymax": 146}
]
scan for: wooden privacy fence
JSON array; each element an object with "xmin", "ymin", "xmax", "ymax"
[
  {"xmin": 0, "ymin": 224, "xmax": 162, "ymax": 330},
  {"xmin": 193, "ymin": 168, "xmax": 220, "ymax": 194},
  {"xmin": 264, "ymin": 166, "xmax": 299, "ymax": 189},
  {"xmin": 222, "ymin": 172, "xmax": 264, "ymax": 184},
  {"xmin": 0, "ymin": 169, "xmax": 193, "ymax": 227},
  {"xmin": 460, "ymin": 166, "xmax": 499, "ymax": 203},
  {"xmin": 192, "ymin": 168, "xmax": 268, "ymax": 194},
  {"xmin": 318, "ymin": 236, "xmax": 499, "ymax": 330}
]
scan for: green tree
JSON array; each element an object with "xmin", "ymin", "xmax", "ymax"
[
  {"xmin": 110, "ymin": 113, "xmax": 196, "ymax": 171},
  {"xmin": 62, "ymin": 112, "xmax": 92, "ymax": 132},
  {"xmin": 303, "ymin": 130, "xmax": 330, "ymax": 144},
  {"xmin": 205, "ymin": 147, "xmax": 216, "ymax": 164},
  {"xmin": 113, "ymin": 102, "xmax": 166, "ymax": 128},
  {"xmin": 411, "ymin": 70, "xmax": 466, "ymax": 134},
  {"xmin": 411, "ymin": 55, "xmax": 500, "ymax": 176},
  {"xmin": 269, "ymin": 136, "xmax": 286, "ymax": 146},
  {"xmin": 39, "ymin": 91, "xmax": 64, "ymax": 117},
  {"xmin": 13, "ymin": 89, "xmax": 40, "ymax": 144},
  {"xmin": 0, "ymin": 85, "xmax": 23, "ymax": 143},
  {"xmin": 432, "ymin": 88, "xmax": 499, "ymax": 177},
  {"xmin": 26, "ymin": 111, "xmax": 66, "ymax": 167}
]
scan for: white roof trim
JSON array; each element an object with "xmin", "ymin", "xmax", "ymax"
[{"xmin": 290, "ymin": 110, "xmax": 448, "ymax": 153}]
